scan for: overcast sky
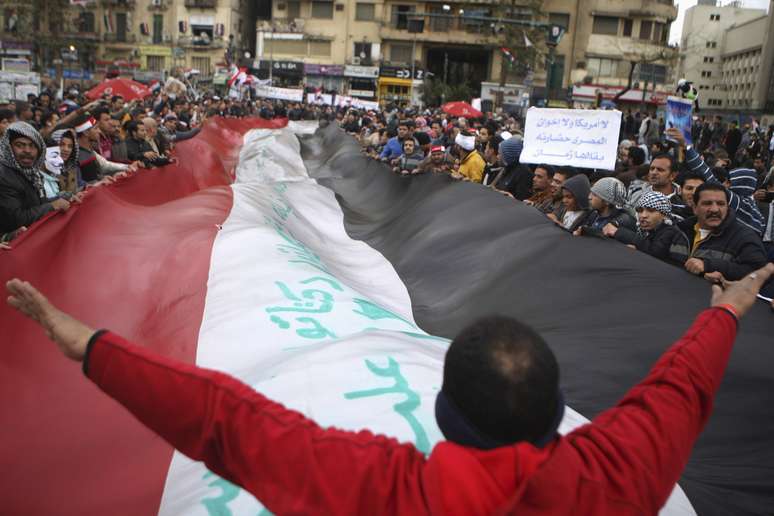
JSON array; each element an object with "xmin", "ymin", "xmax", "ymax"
[{"xmin": 669, "ymin": 0, "xmax": 770, "ymax": 44}]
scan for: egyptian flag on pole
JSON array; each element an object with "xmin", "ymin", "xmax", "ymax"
[{"xmin": 1, "ymin": 119, "xmax": 773, "ymax": 516}]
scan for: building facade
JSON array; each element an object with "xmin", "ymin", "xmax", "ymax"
[
  {"xmin": 678, "ymin": 0, "xmax": 766, "ymax": 110},
  {"xmin": 679, "ymin": 0, "xmax": 774, "ymax": 115},
  {"xmin": 255, "ymin": 0, "xmax": 678, "ymax": 109},
  {"xmin": 0, "ymin": 0, "xmax": 250, "ymax": 83}
]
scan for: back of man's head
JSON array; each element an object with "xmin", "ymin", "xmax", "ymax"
[
  {"xmin": 439, "ymin": 316, "xmax": 560, "ymax": 448},
  {"xmin": 628, "ymin": 146, "xmax": 646, "ymax": 166}
]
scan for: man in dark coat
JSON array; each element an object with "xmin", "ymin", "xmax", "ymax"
[
  {"xmin": 0, "ymin": 121, "xmax": 70, "ymax": 234},
  {"xmin": 679, "ymin": 182, "xmax": 768, "ymax": 281}
]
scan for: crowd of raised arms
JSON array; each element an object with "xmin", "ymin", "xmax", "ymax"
[{"xmin": 1, "ymin": 88, "xmax": 773, "ymax": 296}]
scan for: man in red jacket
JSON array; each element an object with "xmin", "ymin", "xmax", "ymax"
[{"xmin": 6, "ymin": 265, "xmax": 774, "ymax": 515}]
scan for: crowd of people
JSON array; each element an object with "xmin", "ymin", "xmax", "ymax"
[
  {"xmin": 1, "ymin": 84, "xmax": 774, "ymax": 297},
  {"xmin": 0, "ymin": 87, "xmax": 267, "ymax": 246},
  {"xmin": 325, "ymin": 104, "xmax": 774, "ymax": 296}
]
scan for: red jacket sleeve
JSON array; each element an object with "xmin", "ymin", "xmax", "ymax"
[
  {"xmin": 564, "ymin": 307, "xmax": 738, "ymax": 513},
  {"xmin": 84, "ymin": 331, "xmax": 430, "ymax": 516}
]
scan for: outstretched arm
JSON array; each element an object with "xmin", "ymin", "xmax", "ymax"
[
  {"xmin": 5, "ymin": 280, "xmax": 430, "ymax": 516},
  {"xmin": 564, "ymin": 264, "xmax": 774, "ymax": 514}
]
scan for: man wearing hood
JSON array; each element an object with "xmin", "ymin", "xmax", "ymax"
[
  {"xmin": 557, "ymin": 174, "xmax": 592, "ymax": 232},
  {"xmin": 678, "ymin": 182, "xmax": 768, "ymax": 281},
  {"xmin": 0, "ymin": 122, "xmax": 70, "ymax": 234},
  {"xmin": 490, "ymin": 137, "xmax": 532, "ymax": 199},
  {"xmin": 668, "ymin": 127, "xmax": 765, "ymax": 236}
]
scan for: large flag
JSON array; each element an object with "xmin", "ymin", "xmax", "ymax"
[{"xmin": 1, "ymin": 118, "xmax": 773, "ymax": 516}]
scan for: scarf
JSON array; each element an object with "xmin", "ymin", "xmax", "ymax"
[{"xmin": 0, "ymin": 121, "xmax": 46, "ymax": 198}]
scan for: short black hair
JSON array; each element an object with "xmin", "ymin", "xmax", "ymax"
[
  {"xmin": 0, "ymin": 108, "xmax": 15, "ymax": 122},
  {"xmin": 679, "ymin": 171, "xmax": 704, "ymax": 186},
  {"xmin": 535, "ymin": 164, "xmax": 556, "ymax": 177},
  {"xmin": 442, "ymin": 316, "xmax": 559, "ymax": 444},
  {"xmin": 628, "ymin": 146, "xmax": 646, "ymax": 166},
  {"xmin": 111, "ymin": 95, "xmax": 124, "ymax": 103},
  {"xmin": 711, "ymin": 166, "xmax": 729, "ymax": 184},
  {"xmin": 651, "ymin": 152, "xmax": 675, "ymax": 173},
  {"xmin": 693, "ymin": 182, "xmax": 730, "ymax": 205},
  {"xmin": 92, "ymin": 106, "xmax": 110, "ymax": 120},
  {"xmin": 556, "ymin": 166, "xmax": 577, "ymax": 179},
  {"xmin": 124, "ymin": 120, "xmax": 140, "ymax": 136}
]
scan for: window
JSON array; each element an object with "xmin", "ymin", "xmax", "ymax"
[
  {"xmin": 392, "ymin": 5, "xmax": 415, "ymax": 30},
  {"xmin": 390, "ymin": 43, "xmax": 412, "ymax": 63},
  {"xmin": 710, "ymin": 14, "xmax": 720, "ymax": 21},
  {"xmin": 639, "ymin": 20, "xmax": 652, "ymax": 40},
  {"xmin": 653, "ymin": 22, "xmax": 663, "ymax": 42},
  {"xmin": 354, "ymin": 42, "xmax": 373, "ymax": 64},
  {"xmin": 311, "ymin": 1, "xmax": 333, "ymax": 19},
  {"xmin": 707, "ymin": 99, "xmax": 722, "ymax": 106},
  {"xmin": 637, "ymin": 63, "xmax": 667, "ymax": 84},
  {"xmin": 706, "ymin": 41, "xmax": 717, "ymax": 48},
  {"xmin": 309, "ymin": 40, "xmax": 331, "ymax": 56},
  {"xmin": 587, "ymin": 57, "xmax": 619, "ymax": 78},
  {"xmin": 355, "ymin": 3, "xmax": 375, "ymax": 21},
  {"xmin": 152, "ymin": 14, "xmax": 163, "ymax": 44},
  {"xmin": 116, "ymin": 12, "xmax": 127, "ymax": 42},
  {"xmin": 191, "ymin": 56, "xmax": 211, "ymax": 77},
  {"xmin": 703, "ymin": 56, "xmax": 714, "ymax": 63},
  {"xmin": 147, "ymin": 55, "xmax": 165, "ymax": 71},
  {"xmin": 265, "ymin": 39, "xmax": 307, "ymax": 55},
  {"xmin": 592, "ymin": 15, "xmax": 618, "ymax": 35},
  {"xmin": 622, "ymin": 18, "xmax": 633, "ymax": 36},
  {"xmin": 549, "ymin": 12, "xmax": 570, "ymax": 30},
  {"xmin": 286, "ymin": 1, "xmax": 301, "ymax": 18},
  {"xmin": 78, "ymin": 12, "xmax": 95, "ymax": 33},
  {"xmin": 429, "ymin": 5, "xmax": 451, "ymax": 31},
  {"xmin": 701, "ymin": 70, "xmax": 712, "ymax": 77}
]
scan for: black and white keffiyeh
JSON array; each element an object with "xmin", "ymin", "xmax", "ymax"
[{"xmin": 0, "ymin": 121, "xmax": 46, "ymax": 198}]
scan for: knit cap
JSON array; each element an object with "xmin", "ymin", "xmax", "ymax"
[
  {"xmin": 562, "ymin": 174, "xmax": 591, "ymax": 210},
  {"xmin": 499, "ymin": 137, "xmax": 523, "ymax": 167},
  {"xmin": 591, "ymin": 177, "xmax": 627, "ymax": 208},
  {"xmin": 636, "ymin": 191, "xmax": 672, "ymax": 215}
]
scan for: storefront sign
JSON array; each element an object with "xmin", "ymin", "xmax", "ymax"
[
  {"xmin": 138, "ymin": 45, "xmax": 172, "ymax": 57},
  {"xmin": 344, "ymin": 65, "xmax": 379, "ymax": 79},
  {"xmin": 45, "ymin": 68, "xmax": 93, "ymax": 80},
  {"xmin": 2, "ymin": 58, "xmax": 30, "ymax": 73},
  {"xmin": 304, "ymin": 64, "xmax": 344, "ymax": 76},
  {"xmin": 349, "ymin": 89, "xmax": 375, "ymax": 98},
  {"xmin": 379, "ymin": 66, "xmax": 424, "ymax": 80},
  {"xmin": 268, "ymin": 61, "xmax": 303, "ymax": 76}
]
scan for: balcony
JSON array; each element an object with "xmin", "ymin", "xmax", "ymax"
[
  {"xmin": 148, "ymin": 0, "xmax": 169, "ymax": 10},
  {"xmin": 379, "ymin": 12, "xmax": 500, "ymax": 45},
  {"xmin": 177, "ymin": 35, "xmax": 226, "ymax": 48},
  {"xmin": 626, "ymin": 0, "xmax": 677, "ymax": 22},
  {"xmin": 101, "ymin": 0, "xmax": 136, "ymax": 7},
  {"xmin": 256, "ymin": 18, "xmax": 305, "ymax": 34},
  {"xmin": 103, "ymin": 33, "xmax": 137, "ymax": 44},
  {"xmin": 184, "ymin": 0, "xmax": 217, "ymax": 8}
]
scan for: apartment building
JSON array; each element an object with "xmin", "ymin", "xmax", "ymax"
[
  {"xmin": 255, "ymin": 0, "xmax": 677, "ymax": 108},
  {"xmin": 0, "ymin": 0, "xmax": 250, "ymax": 82},
  {"xmin": 678, "ymin": 0, "xmax": 765, "ymax": 109},
  {"xmin": 679, "ymin": 0, "xmax": 774, "ymax": 115}
]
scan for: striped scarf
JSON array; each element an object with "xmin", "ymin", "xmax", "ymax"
[{"xmin": 0, "ymin": 122, "xmax": 46, "ymax": 198}]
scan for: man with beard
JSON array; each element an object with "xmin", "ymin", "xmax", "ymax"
[
  {"xmin": 679, "ymin": 183, "xmax": 768, "ymax": 280},
  {"xmin": 627, "ymin": 153, "xmax": 687, "ymax": 218},
  {"xmin": 0, "ymin": 122, "xmax": 70, "ymax": 233},
  {"xmin": 668, "ymin": 127, "xmax": 764, "ymax": 235},
  {"xmin": 524, "ymin": 165, "xmax": 555, "ymax": 212},
  {"xmin": 415, "ymin": 145, "xmax": 454, "ymax": 174}
]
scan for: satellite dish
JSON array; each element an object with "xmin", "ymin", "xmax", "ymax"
[{"xmin": 359, "ymin": 51, "xmax": 366, "ymax": 59}]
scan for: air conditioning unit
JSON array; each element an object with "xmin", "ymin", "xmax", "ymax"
[
  {"xmin": 152, "ymin": 0, "xmax": 162, "ymax": 6},
  {"xmin": 352, "ymin": 56, "xmax": 360, "ymax": 65}
]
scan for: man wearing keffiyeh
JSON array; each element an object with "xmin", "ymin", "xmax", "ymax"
[
  {"xmin": 607, "ymin": 191, "xmax": 691, "ymax": 267},
  {"xmin": 0, "ymin": 121, "xmax": 71, "ymax": 235}
]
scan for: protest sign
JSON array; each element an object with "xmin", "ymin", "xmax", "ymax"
[
  {"xmin": 334, "ymin": 94, "xmax": 379, "ymax": 111},
  {"xmin": 307, "ymin": 92, "xmax": 333, "ymax": 105},
  {"xmin": 255, "ymin": 85, "xmax": 304, "ymax": 102},
  {"xmin": 521, "ymin": 107, "xmax": 622, "ymax": 171},
  {"xmin": 666, "ymin": 96, "xmax": 693, "ymax": 146}
]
